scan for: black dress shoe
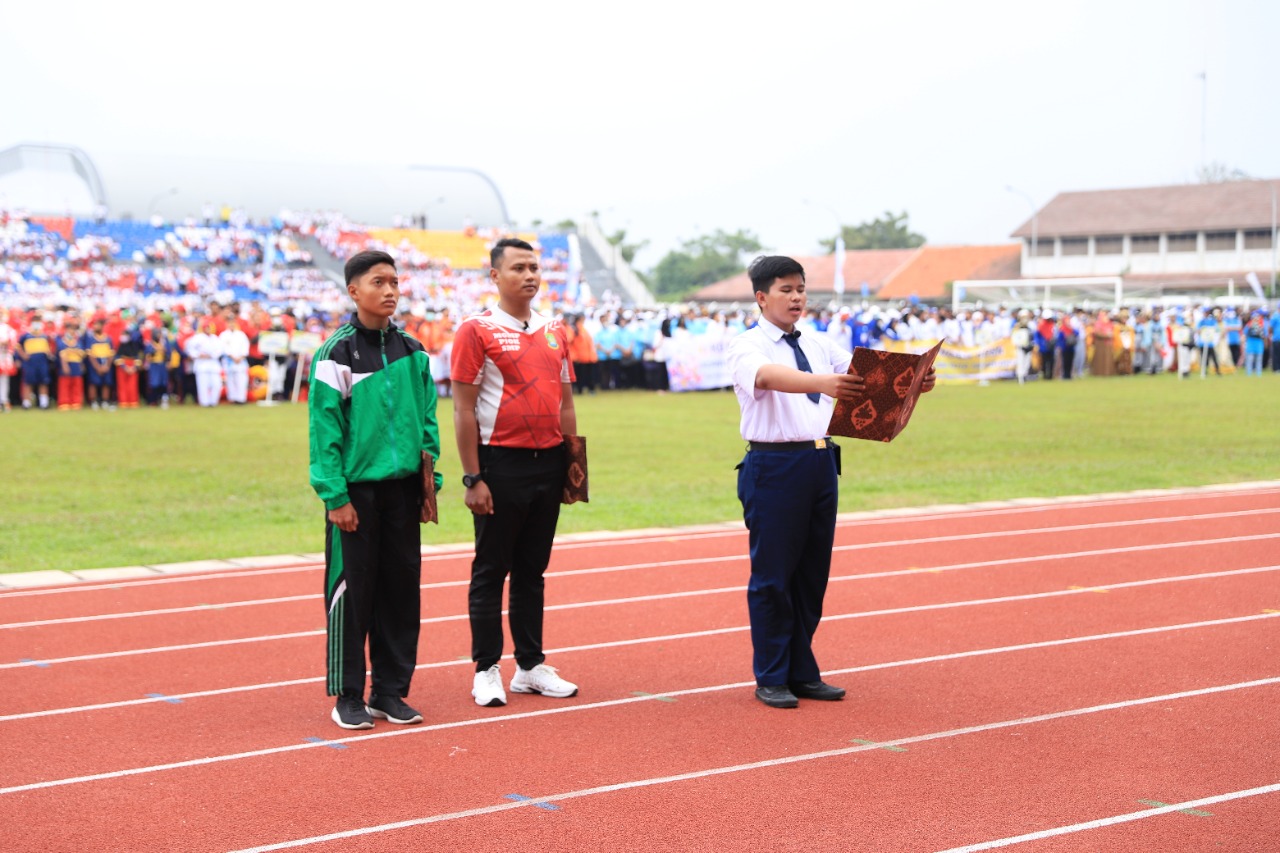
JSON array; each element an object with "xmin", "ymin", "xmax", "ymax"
[
  {"xmin": 789, "ymin": 680, "xmax": 846, "ymax": 701},
  {"xmin": 755, "ymin": 685, "xmax": 799, "ymax": 709}
]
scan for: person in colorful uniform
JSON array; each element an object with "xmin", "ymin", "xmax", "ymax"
[
  {"xmin": 309, "ymin": 249, "xmax": 443, "ymax": 731},
  {"xmin": 1196, "ymin": 308, "xmax": 1222, "ymax": 377},
  {"xmin": 727, "ymin": 255, "xmax": 934, "ymax": 709},
  {"xmin": 1242, "ymin": 310, "xmax": 1267, "ymax": 376},
  {"xmin": 1222, "ymin": 308, "xmax": 1244, "ymax": 368},
  {"xmin": 187, "ymin": 319, "xmax": 225, "ymax": 407},
  {"xmin": 18, "ymin": 318, "xmax": 55, "ymax": 410},
  {"xmin": 56, "ymin": 319, "xmax": 87, "ymax": 410},
  {"xmin": 219, "ymin": 315, "xmax": 251, "ymax": 404},
  {"xmin": 452, "ymin": 237, "xmax": 580, "ymax": 708},
  {"xmin": 0, "ymin": 309, "xmax": 16, "ymax": 412},
  {"xmin": 144, "ymin": 326, "xmax": 172, "ymax": 407},
  {"xmin": 114, "ymin": 325, "xmax": 144, "ymax": 408},
  {"xmin": 1270, "ymin": 308, "xmax": 1280, "ymax": 372},
  {"xmin": 83, "ymin": 316, "xmax": 116, "ymax": 409}
]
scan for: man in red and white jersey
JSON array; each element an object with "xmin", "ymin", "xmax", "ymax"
[{"xmin": 452, "ymin": 237, "xmax": 580, "ymax": 709}]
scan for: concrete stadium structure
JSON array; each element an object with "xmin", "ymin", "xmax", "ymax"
[{"xmin": 0, "ymin": 142, "xmax": 508, "ymax": 229}]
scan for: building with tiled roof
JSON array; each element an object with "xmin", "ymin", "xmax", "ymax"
[
  {"xmin": 875, "ymin": 244, "xmax": 1021, "ymax": 301},
  {"xmin": 1011, "ymin": 179, "xmax": 1278, "ymax": 282},
  {"xmin": 691, "ymin": 248, "xmax": 917, "ymax": 302},
  {"xmin": 958, "ymin": 178, "xmax": 1280, "ymax": 308},
  {"xmin": 692, "ymin": 244, "xmax": 1019, "ymax": 305}
]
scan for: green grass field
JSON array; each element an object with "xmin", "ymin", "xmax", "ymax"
[{"xmin": 2, "ymin": 373, "xmax": 1278, "ymax": 573}]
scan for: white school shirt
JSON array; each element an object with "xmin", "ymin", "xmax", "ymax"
[
  {"xmin": 727, "ymin": 317, "xmax": 852, "ymax": 443},
  {"xmin": 219, "ymin": 328, "xmax": 250, "ymax": 361}
]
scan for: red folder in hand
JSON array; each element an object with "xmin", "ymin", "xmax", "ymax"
[
  {"xmin": 827, "ymin": 341, "xmax": 941, "ymax": 442},
  {"xmin": 562, "ymin": 435, "xmax": 588, "ymax": 505},
  {"xmin": 420, "ymin": 452, "xmax": 439, "ymax": 524}
]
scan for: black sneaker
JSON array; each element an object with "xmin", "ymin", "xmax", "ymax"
[
  {"xmin": 331, "ymin": 694, "xmax": 374, "ymax": 730},
  {"xmin": 366, "ymin": 693, "xmax": 423, "ymax": 725}
]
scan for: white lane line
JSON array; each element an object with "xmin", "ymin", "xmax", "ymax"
[
  {"xmin": 5, "ymin": 484, "xmax": 1277, "ymax": 599},
  {"xmin": 5, "ymin": 509, "xmax": 1278, "ymax": 631},
  {"xmin": 934, "ymin": 783, "xmax": 1280, "ymax": 852},
  {"xmin": 4, "ymin": 537, "xmax": 1277, "ymax": 670},
  {"xmin": 3, "ymin": 608, "xmax": 1276, "ymax": 724},
  {"xmin": 224, "ymin": 677, "xmax": 1280, "ymax": 852},
  {"xmin": 532, "ymin": 515, "xmax": 1280, "ymax": 586},
  {"xmin": 4, "ymin": 611, "xmax": 1279, "ymax": 798}
]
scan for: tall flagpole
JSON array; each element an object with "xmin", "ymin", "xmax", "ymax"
[{"xmin": 1271, "ymin": 182, "xmax": 1277, "ymax": 300}]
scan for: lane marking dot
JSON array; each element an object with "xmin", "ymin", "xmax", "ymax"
[
  {"xmin": 1137, "ymin": 798, "xmax": 1213, "ymax": 817},
  {"xmin": 303, "ymin": 737, "xmax": 347, "ymax": 750},
  {"xmin": 631, "ymin": 691, "xmax": 678, "ymax": 703},
  {"xmin": 145, "ymin": 693, "xmax": 183, "ymax": 704},
  {"xmin": 505, "ymin": 793, "xmax": 559, "ymax": 811},
  {"xmin": 851, "ymin": 738, "xmax": 908, "ymax": 752},
  {"xmin": 19, "ymin": 659, "xmax": 51, "ymax": 668}
]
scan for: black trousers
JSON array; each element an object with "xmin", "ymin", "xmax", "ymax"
[
  {"xmin": 1040, "ymin": 348, "xmax": 1055, "ymax": 380},
  {"xmin": 572, "ymin": 361, "xmax": 597, "ymax": 394},
  {"xmin": 470, "ymin": 444, "xmax": 565, "ymax": 672},
  {"xmin": 1058, "ymin": 344, "xmax": 1075, "ymax": 379},
  {"xmin": 737, "ymin": 445, "xmax": 838, "ymax": 686},
  {"xmin": 323, "ymin": 475, "xmax": 422, "ymax": 698}
]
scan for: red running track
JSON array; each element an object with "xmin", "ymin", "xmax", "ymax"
[{"xmin": 0, "ymin": 485, "xmax": 1278, "ymax": 851}]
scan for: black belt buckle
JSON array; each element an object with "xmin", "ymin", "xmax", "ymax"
[{"xmin": 748, "ymin": 438, "xmax": 832, "ymax": 452}]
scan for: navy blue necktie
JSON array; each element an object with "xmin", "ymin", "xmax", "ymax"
[{"xmin": 782, "ymin": 331, "xmax": 821, "ymax": 404}]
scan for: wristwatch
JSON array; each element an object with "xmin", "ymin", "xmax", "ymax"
[{"xmin": 462, "ymin": 472, "xmax": 484, "ymax": 489}]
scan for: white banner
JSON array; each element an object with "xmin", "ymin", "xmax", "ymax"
[{"xmin": 665, "ymin": 327, "xmax": 732, "ymax": 391}]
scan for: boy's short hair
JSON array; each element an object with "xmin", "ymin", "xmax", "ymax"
[
  {"xmin": 748, "ymin": 255, "xmax": 806, "ymax": 294},
  {"xmin": 490, "ymin": 237, "xmax": 535, "ymax": 270},
  {"xmin": 345, "ymin": 250, "xmax": 396, "ymax": 285}
]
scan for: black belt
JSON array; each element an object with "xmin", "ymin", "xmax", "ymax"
[{"xmin": 748, "ymin": 438, "xmax": 833, "ymax": 452}]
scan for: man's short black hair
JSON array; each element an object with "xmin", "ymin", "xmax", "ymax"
[
  {"xmin": 345, "ymin": 250, "xmax": 396, "ymax": 285},
  {"xmin": 748, "ymin": 255, "xmax": 806, "ymax": 294},
  {"xmin": 490, "ymin": 237, "xmax": 535, "ymax": 269}
]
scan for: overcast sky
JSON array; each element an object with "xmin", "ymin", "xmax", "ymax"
[{"xmin": 3, "ymin": 0, "xmax": 1277, "ymax": 268}]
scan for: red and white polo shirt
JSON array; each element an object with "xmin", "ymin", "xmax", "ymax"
[{"xmin": 451, "ymin": 307, "xmax": 575, "ymax": 449}]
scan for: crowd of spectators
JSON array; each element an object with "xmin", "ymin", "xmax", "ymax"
[{"xmin": 3, "ymin": 205, "xmax": 1277, "ymax": 413}]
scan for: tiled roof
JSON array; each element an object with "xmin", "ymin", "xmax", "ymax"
[
  {"xmin": 691, "ymin": 248, "xmax": 919, "ymax": 302},
  {"xmin": 875, "ymin": 244, "xmax": 1022, "ymax": 301},
  {"xmin": 1011, "ymin": 179, "xmax": 1280, "ymax": 239}
]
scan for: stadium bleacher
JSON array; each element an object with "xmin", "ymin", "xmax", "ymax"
[{"xmin": 4, "ymin": 206, "xmax": 584, "ymax": 317}]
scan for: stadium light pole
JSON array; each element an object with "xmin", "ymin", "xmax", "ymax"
[
  {"xmin": 1271, "ymin": 182, "xmax": 1277, "ymax": 300},
  {"xmin": 1006, "ymin": 185, "xmax": 1042, "ymax": 304},
  {"xmin": 802, "ymin": 199, "xmax": 845, "ymax": 302}
]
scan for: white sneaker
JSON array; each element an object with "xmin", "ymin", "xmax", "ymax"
[
  {"xmin": 472, "ymin": 664, "xmax": 507, "ymax": 707},
  {"xmin": 510, "ymin": 663, "xmax": 578, "ymax": 698}
]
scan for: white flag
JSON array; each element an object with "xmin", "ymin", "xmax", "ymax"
[{"xmin": 1245, "ymin": 271, "xmax": 1265, "ymax": 301}]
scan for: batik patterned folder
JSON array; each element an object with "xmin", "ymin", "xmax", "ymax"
[
  {"xmin": 420, "ymin": 452, "xmax": 438, "ymax": 524},
  {"xmin": 827, "ymin": 341, "xmax": 941, "ymax": 442},
  {"xmin": 562, "ymin": 435, "xmax": 589, "ymax": 504}
]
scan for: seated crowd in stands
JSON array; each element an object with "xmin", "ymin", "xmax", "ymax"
[{"xmin": 2, "ymin": 205, "xmax": 1277, "ymax": 413}]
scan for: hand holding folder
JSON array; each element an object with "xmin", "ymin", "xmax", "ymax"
[
  {"xmin": 420, "ymin": 451, "xmax": 439, "ymax": 524},
  {"xmin": 827, "ymin": 341, "xmax": 941, "ymax": 443},
  {"xmin": 562, "ymin": 435, "xmax": 589, "ymax": 505}
]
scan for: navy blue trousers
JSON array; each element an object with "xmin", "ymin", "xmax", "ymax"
[{"xmin": 737, "ymin": 446, "xmax": 838, "ymax": 687}]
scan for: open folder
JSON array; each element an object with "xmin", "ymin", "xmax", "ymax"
[{"xmin": 826, "ymin": 341, "xmax": 942, "ymax": 442}]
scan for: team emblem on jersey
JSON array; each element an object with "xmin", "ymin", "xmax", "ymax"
[{"xmin": 545, "ymin": 330, "xmax": 559, "ymax": 349}]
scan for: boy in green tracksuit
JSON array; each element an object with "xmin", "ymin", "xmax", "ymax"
[{"xmin": 309, "ymin": 249, "xmax": 444, "ymax": 730}]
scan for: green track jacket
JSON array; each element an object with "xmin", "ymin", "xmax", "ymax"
[{"xmin": 308, "ymin": 318, "xmax": 443, "ymax": 511}]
